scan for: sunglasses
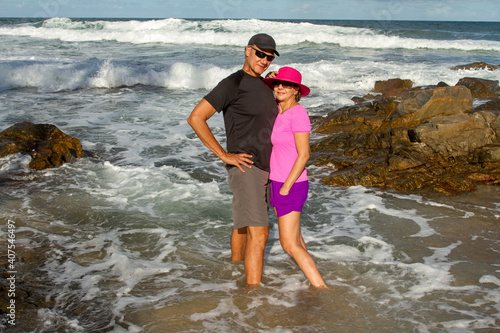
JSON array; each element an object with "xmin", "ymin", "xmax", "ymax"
[
  {"xmin": 250, "ymin": 46, "xmax": 275, "ymax": 62},
  {"xmin": 273, "ymin": 80, "xmax": 298, "ymax": 89}
]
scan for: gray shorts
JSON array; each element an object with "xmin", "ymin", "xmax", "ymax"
[{"xmin": 228, "ymin": 166, "xmax": 270, "ymax": 229}]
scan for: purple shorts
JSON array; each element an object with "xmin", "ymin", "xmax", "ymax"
[{"xmin": 270, "ymin": 180, "xmax": 309, "ymax": 218}]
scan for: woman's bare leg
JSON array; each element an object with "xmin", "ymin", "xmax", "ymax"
[{"xmin": 277, "ymin": 210, "xmax": 326, "ymax": 288}]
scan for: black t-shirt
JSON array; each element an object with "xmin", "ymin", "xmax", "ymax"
[{"xmin": 204, "ymin": 70, "xmax": 278, "ymax": 172}]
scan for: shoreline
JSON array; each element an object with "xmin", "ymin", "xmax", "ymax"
[{"xmin": 1, "ymin": 183, "xmax": 498, "ymax": 330}]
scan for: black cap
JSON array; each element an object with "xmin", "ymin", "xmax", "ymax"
[{"xmin": 248, "ymin": 33, "xmax": 279, "ymax": 56}]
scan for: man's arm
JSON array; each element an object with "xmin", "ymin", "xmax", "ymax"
[{"xmin": 187, "ymin": 98, "xmax": 254, "ymax": 172}]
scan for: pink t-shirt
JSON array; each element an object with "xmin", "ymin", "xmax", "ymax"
[{"xmin": 270, "ymin": 104, "xmax": 311, "ymax": 182}]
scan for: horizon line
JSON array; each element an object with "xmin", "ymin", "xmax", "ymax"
[{"xmin": 0, "ymin": 16, "xmax": 498, "ymax": 23}]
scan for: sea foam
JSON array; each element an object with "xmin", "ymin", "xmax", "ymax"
[
  {"xmin": 1, "ymin": 17, "xmax": 499, "ymax": 52},
  {"xmin": 1, "ymin": 58, "xmax": 498, "ymax": 94}
]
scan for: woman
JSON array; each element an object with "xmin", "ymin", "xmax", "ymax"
[{"xmin": 263, "ymin": 67, "xmax": 327, "ymax": 288}]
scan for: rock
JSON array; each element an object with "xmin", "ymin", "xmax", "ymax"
[
  {"xmin": 493, "ymin": 114, "xmax": 500, "ymax": 139},
  {"xmin": 467, "ymin": 171, "xmax": 500, "ymax": 184},
  {"xmin": 456, "ymin": 77, "xmax": 499, "ymax": 99},
  {"xmin": 451, "ymin": 62, "xmax": 499, "ymax": 71},
  {"xmin": 391, "ymin": 85, "xmax": 473, "ymax": 127},
  {"xmin": 472, "ymin": 144, "xmax": 500, "ymax": 163},
  {"xmin": 313, "ymin": 97, "xmax": 396, "ymax": 135},
  {"xmin": 351, "ymin": 96, "xmax": 366, "ymax": 104},
  {"xmin": 410, "ymin": 112, "xmax": 495, "ymax": 157},
  {"xmin": 476, "ymin": 110, "xmax": 499, "ymax": 130},
  {"xmin": 310, "ymin": 77, "xmax": 500, "ymax": 195},
  {"xmin": 373, "ymin": 78, "xmax": 413, "ymax": 98},
  {"xmin": 0, "ymin": 122, "xmax": 85, "ymax": 170}
]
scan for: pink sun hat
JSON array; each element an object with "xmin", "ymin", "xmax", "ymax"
[{"xmin": 263, "ymin": 66, "xmax": 310, "ymax": 97}]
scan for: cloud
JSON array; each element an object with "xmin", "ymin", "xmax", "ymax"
[
  {"xmin": 426, "ymin": 4, "xmax": 453, "ymax": 18},
  {"xmin": 290, "ymin": 3, "xmax": 312, "ymax": 14}
]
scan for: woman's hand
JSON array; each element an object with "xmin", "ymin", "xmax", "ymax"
[{"xmin": 279, "ymin": 184, "xmax": 291, "ymax": 196}]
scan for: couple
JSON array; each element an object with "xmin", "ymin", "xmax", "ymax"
[{"xmin": 187, "ymin": 33, "xmax": 326, "ymax": 288}]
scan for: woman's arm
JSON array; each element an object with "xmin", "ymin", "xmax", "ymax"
[{"xmin": 279, "ymin": 131, "xmax": 310, "ymax": 196}]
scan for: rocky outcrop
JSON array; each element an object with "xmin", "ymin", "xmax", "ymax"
[
  {"xmin": 456, "ymin": 77, "xmax": 500, "ymax": 99},
  {"xmin": 392, "ymin": 85, "xmax": 474, "ymax": 126},
  {"xmin": 373, "ymin": 78, "xmax": 413, "ymax": 96},
  {"xmin": 451, "ymin": 62, "xmax": 499, "ymax": 71},
  {"xmin": 310, "ymin": 76, "xmax": 500, "ymax": 195},
  {"xmin": 0, "ymin": 122, "xmax": 85, "ymax": 170}
]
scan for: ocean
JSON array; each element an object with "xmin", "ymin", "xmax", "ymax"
[{"xmin": 0, "ymin": 17, "xmax": 499, "ymax": 332}]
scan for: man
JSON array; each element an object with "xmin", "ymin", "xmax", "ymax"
[{"xmin": 187, "ymin": 33, "xmax": 279, "ymax": 285}]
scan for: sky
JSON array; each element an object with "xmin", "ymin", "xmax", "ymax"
[{"xmin": 2, "ymin": 0, "xmax": 499, "ymax": 22}]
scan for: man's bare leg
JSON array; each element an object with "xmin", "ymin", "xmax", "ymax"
[
  {"xmin": 231, "ymin": 227, "xmax": 247, "ymax": 261},
  {"xmin": 244, "ymin": 226, "xmax": 269, "ymax": 285}
]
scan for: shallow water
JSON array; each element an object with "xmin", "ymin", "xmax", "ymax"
[
  {"xmin": 2, "ymin": 156, "xmax": 499, "ymax": 332},
  {"xmin": 1, "ymin": 17, "xmax": 500, "ymax": 332}
]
